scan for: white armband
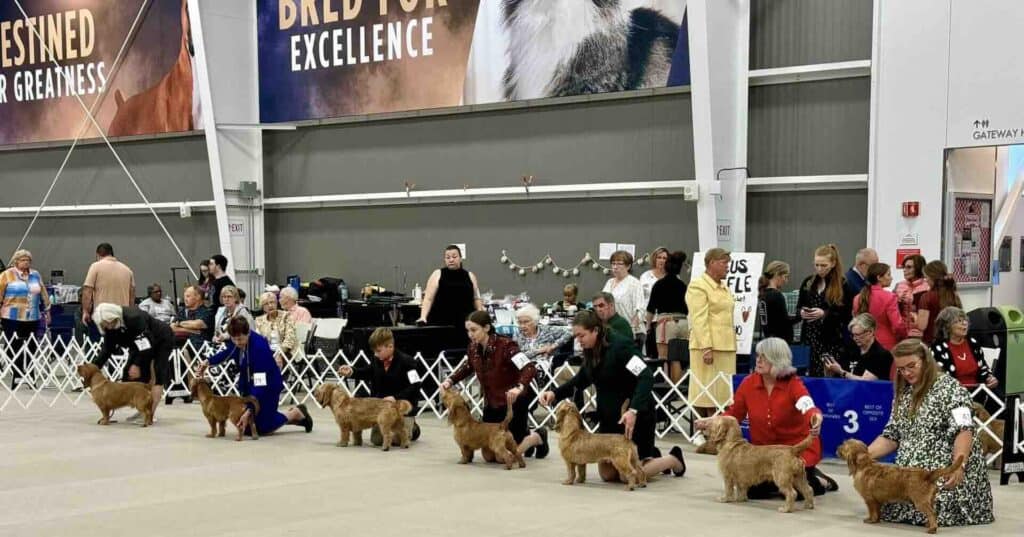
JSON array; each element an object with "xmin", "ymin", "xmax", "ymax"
[
  {"xmin": 626, "ymin": 355, "xmax": 647, "ymax": 377},
  {"xmin": 406, "ymin": 370, "xmax": 421, "ymax": 384},
  {"xmin": 795, "ymin": 395, "xmax": 816, "ymax": 414},
  {"xmin": 511, "ymin": 352, "xmax": 531, "ymax": 370},
  {"xmin": 951, "ymin": 406, "xmax": 972, "ymax": 427}
]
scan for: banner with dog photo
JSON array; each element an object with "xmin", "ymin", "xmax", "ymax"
[
  {"xmin": 0, "ymin": 0, "xmax": 200, "ymax": 147},
  {"xmin": 257, "ymin": 0, "xmax": 691, "ymax": 123}
]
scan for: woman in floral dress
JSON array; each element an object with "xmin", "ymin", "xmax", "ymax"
[{"xmin": 867, "ymin": 339, "xmax": 994, "ymax": 527}]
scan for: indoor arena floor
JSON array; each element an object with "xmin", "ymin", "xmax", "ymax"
[{"xmin": 2, "ymin": 401, "xmax": 1022, "ymax": 537}]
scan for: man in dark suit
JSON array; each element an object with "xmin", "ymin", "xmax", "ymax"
[{"xmin": 844, "ymin": 248, "xmax": 878, "ymax": 294}]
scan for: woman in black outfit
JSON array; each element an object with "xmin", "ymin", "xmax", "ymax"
[
  {"xmin": 91, "ymin": 303, "xmax": 176, "ymax": 421},
  {"xmin": 540, "ymin": 311, "xmax": 686, "ymax": 483},
  {"xmin": 796, "ymin": 244, "xmax": 856, "ymax": 377},
  {"xmin": 645, "ymin": 251, "xmax": 689, "ymax": 382},
  {"xmin": 417, "ymin": 245, "xmax": 483, "ymax": 326},
  {"xmin": 758, "ymin": 261, "xmax": 795, "ymax": 343}
]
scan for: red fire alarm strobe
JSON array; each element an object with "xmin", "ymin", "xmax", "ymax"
[{"xmin": 902, "ymin": 201, "xmax": 920, "ymax": 218}]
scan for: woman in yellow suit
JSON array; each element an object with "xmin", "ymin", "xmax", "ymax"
[{"xmin": 685, "ymin": 248, "xmax": 737, "ymax": 416}]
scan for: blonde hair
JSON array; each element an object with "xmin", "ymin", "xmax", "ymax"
[
  {"xmin": 220, "ymin": 285, "xmax": 241, "ymax": 301},
  {"xmin": 704, "ymin": 248, "xmax": 731, "ymax": 267},
  {"xmin": 8, "ymin": 249, "xmax": 31, "ymax": 268},
  {"xmin": 259, "ymin": 291, "xmax": 278, "ymax": 308}
]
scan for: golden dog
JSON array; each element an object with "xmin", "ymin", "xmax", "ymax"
[
  {"xmin": 189, "ymin": 376, "xmax": 260, "ymax": 441},
  {"xmin": 553, "ymin": 401, "xmax": 647, "ymax": 491},
  {"xmin": 972, "ymin": 402, "xmax": 1004, "ymax": 466},
  {"xmin": 704, "ymin": 415, "xmax": 815, "ymax": 513},
  {"xmin": 314, "ymin": 383, "xmax": 412, "ymax": 451},
  {"xmin": 440, "ymin": 388, "xmax": 525, "ymax": 470},
  {"xmin": 838, "ymin": 439, "xmax": 964, "ymax": 534},
  {"xmin": 76, "ymin": 363, "xmax": 153, "ymax": 427}
]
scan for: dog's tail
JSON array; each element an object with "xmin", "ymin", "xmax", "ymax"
[
  {"xmin": 789, "ymin": 434, "xmax": 815, "ymax": 457},
  {"xmin": 927, "ymin": 455, "xmax": 965, "ymax": 482},
  {"xmin": 499, "ymin": 403, "xmax": 513, "ymax": 431},
  {"xmin": 396, "ymin": 400, "xmax": 413, "ymax": 416},
  {"xmin": 244, "ymin": 395, "xmax": 261, "ymax": 415}
]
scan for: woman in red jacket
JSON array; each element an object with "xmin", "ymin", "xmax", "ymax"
[
  {"xmin": 852, "ymin": 263, "xmax": 907, "ymax": 350},
  {"xmin": 441, "ymin": 311, "xmax": 549, "ymax": 459},
  {"xmin": 701, "ymin": 337, "xmax": 836, "ymax": 498}
]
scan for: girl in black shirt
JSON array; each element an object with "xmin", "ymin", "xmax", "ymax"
[
  {"xmin": 758, "ymin": 261, "xmax": 796, "ymax": 343},
  {"xmin": 645, "ymin": 251, "xmax": 689, "ymax": 382}
]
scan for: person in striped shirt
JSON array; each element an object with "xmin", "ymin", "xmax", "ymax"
[{"xmin": 0, "ymin": 249, "xmax": 51, "ymax": 388}]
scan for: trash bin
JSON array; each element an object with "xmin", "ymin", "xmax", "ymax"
[
  {"xmin": 997, "ymin": 306, "xmax": 1024, "ymax": 395},
  {"xmin": 967, "ymin": 307, "xmax": 1007, "ymax": 386}
]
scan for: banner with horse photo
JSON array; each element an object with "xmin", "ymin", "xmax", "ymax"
[
  {"xmin": 258, "ymin": 0, "xmax": 691, "ymax": 123},
  {"xmin": 0, "ymin": 0, "xmax": 199, "ymax": 147}
]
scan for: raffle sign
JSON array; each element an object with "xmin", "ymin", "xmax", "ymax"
[
  {"xmin": 951, "ymin": 197, "xmax": 992, "ymax": 283},
  {"xmin": 257, "ymin": 0, "xmax": 691, "ymax": 123},
  {"xmin": 690, "ymin": 252, "xmax": 765, "ymax": 355},
  {"xmin": 0, "ymin": 0, "xmax": 199, "ymax": 147}
]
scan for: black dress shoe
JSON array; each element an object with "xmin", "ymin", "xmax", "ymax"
[
  {"xmin": 534, "ymin": 428, "xmax": 549, "ymax": 459},
  {"xmin": 296, "ymin": 404, "xmax": 313, "ymax": 433},
  {"xmin": 669, "ymin": 446, "xmax": 687, "ymax": 477}
]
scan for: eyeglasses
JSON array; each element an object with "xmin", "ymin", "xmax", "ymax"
[
  {"xmin": 851, "ymin": 329, "xmax": 872, "ymax": 338},
  {"xmin": 610, "ymin": 262, "xmax": 627, "ymax": 267},
  {"xmin": 895, "ymin": 360, "xmax": 921, "ymax": 375}
]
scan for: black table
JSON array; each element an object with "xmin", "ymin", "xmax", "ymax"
[{"xmin": 344, "ymin": 324, "xmax": 464, "ymax": 362}]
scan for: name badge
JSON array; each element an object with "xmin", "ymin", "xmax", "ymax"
[
  {"xmin": 951, "ymin": 406, "xmax": 973, "ymax": 427},
  {"xmin": 511, "ymin": 352, "xmax": 531, "ymax": 370},
  {"xmin": 134, "ymin": 336, "xmax": 151, "ymax": 351},
  {"xmin": 626, "ymin": 355, "xmax": 647, "ymax": 377},
  {"xmin": 253, "ymin": 372, "xmax": 267, "ymax": 387},
  {"xmin": 407, "ymin": 370, "xmax": 421, "ymax": 384}
]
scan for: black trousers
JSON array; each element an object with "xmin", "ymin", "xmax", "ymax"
[
  {"xmin": 747, "ymin": 466, "xmax": 827, "ymax": 499},
  {"xmin": 482, "ymin": 394, "xmax": 532, "ymax": 443},
  {"xmin": 3, "ymin": 319, "xmax": 39, "ymax": 387}
]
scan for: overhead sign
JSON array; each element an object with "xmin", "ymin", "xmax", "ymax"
[
  {"xmin": 0, "ymin": 0, "xmax": 200, "ymax": 147},
  {"xmin": 257, "ymin": 0, "xmax": 691, "ymax": 123}
]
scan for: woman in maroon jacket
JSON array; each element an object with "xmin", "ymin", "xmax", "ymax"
[{"xmin": 441, "ymin": 311, "xmax": 550, "ymax": 459}]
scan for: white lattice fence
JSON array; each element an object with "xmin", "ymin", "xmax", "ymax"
[
  {"xmin": 970, "ymin": 384, "xmax": 1006, "ymax": 465},
  {"xmin": 0, "ymin": 333, "xmax": 736, "ymax": 439}
]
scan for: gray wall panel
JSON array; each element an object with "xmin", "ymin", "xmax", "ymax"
[
  {"xmin": 265, "ymin": 197, "xmax": 698, "ymax": 301},
  {"xmin": 0, "ymin": 213, "xmax": 219, "ymax": 299},
  {"xmin": 746, "ymin": 190, "xmax": 868, "ymax": 291},
  {"xmin": 751, "ymin": 0, "xmax": 873, "ymax": 69},
  {"xmin": 264, "ymin": 95, "xmax": 695, "ymax": 197},
  {"xmin": 748, "ymin": 78, "xmax": 870, "ymax": 177},
  {"xmin": 0, "ymin": 137, "xmax": 213, "ymax": 206}
]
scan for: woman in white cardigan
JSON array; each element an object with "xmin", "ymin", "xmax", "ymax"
[{"xmin": 602, "ymin": 250, "xmax": 646, "ymax": 350}]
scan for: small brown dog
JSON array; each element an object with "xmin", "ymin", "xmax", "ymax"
[
  {"xmin": 314, "ymin": 383, "xmax": 412, "ymax": 451},
  {"xmin": 972, "ymin": 402, "xmax": 1004, "ymax": 465},
  {"xmin": 553, "ymin": 401, "xmax": 647, "ymax": 491},
  {"xmin": 76, "ymin": 363, "xmax": 154, "ymax": 427},
  {"xmin": 440, "ymin": 388, "xmax": 526, "ymax": 470},
  {"xmin": 838, "ymin": 438, "xmax": 964, "ymax": 534},
  {"xmin": 704, "ymin": 415, "xmax": 815, "ymax": 513},
  {"xmin": 189, "ymin": 376, "xmax": 261, "ymax": 441}
]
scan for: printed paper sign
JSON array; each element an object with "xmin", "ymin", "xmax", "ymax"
[{"xmin": 626, "ymin": 355, "xmax": 647, "ymax": 376}]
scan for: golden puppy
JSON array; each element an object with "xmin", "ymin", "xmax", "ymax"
[
  {"xmin": 704, "ymin": 415, "xmax": 815, "ymax": 513},
  {"xmin": 553, "ymin": 401, "xmax": 647, "ymax": 491},
  {"xmin": 314, "ymin": 383, "xmax": 412, "ymax": 451},
  {"xmin": 76, "ymin": 363, "xmax": 153, "ymax": 427},
  {"xmin": 439, "ymin": 388, "xmax": 525, "ymax": 470},
  {"xmin": 838, "ymin": 439, "xmax": 964, "ymax": 534},
  {"xmin": 189, "ymin": 376, "xmax": 260, "ymax": 441},
  {"xmin": 972, "ymin": 402, "xmax": 1003, "ymax": 465}
]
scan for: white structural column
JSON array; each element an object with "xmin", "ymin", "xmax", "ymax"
[
  {"xmin": 189, "ymin": 0, "xmax": 266, "ymax": 299},
  {"xmin": 687, "ymin": 0, "xmax": 751, "ymax": 252}
]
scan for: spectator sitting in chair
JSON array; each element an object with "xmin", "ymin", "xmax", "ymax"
[
  {"xmin": 254, "ymin": 291, "xmax": 298, "ymax": 369},
  {"xmin": 337, "ymin": 327, "xmax": 422, "ymax": 445},
  {"xmin": 278, "ymin": 286, "xmax": 312, "ymax": 324},
  {"xmin": 825, "ymin": 313, "xmax": 894, "ymax": 381},
  {"xmin": 214, "ymin": 286, "xmax": 254, "ymax": 344},
  {"xmin": 171, "ymin": 285, "xmax": 212, "ymax": 350},
  {"xmin": 591, "ymin": 292, "xmax": 634, "ymax": 344},
  {"xmin": 930, "ymin": 306, "xmax": 998, "ymax": 390},
  {"xmin": 139, "ymin": 283, "xmax": 176, "ymax": 324}
]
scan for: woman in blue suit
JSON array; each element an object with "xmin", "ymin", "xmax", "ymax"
[{"xmin": 198, "ymin": 316, "xmax": 312, "ymax": 434}]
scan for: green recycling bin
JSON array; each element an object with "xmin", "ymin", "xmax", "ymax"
[{"xmin": 998, "ymin": 305, "xmax": 1024, "ymax": 395}]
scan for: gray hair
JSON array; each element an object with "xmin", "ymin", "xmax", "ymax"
[
  {"xmin": 516, "ymin": 303, "xmax": 541, "ymax": 323},
  {"xmin": 855, "ymin": 248, "xmax": 878, "ymax": 264},
  {"xmin": 259, "ymin": 291, "xmax": 278, "ymax": 307},
  {"xmin": 592, "ymin": 291, "xmax": 615, "ymax": 305},
  {"xmin": 934, "ymin": 306, "xmax": 968, "ymax": 342},
  {"xmin": 8, "ymin": 249, "xmax": 31, "ymax": 268},
  {"xmin": 755, "ymin": 337, "xmax": 796, "ymax": 378},
  {"xmin": 93, "ymin": 303, "xmax": 124, "ymax": 335},
  {"xmin": 219, "ymin": 285, "xmax": 240, "ymax": 301},
  {"xmin": 279, "ymin": 286, "xmax": 299, "ymax": 301},
  {"xmin": 849, "ymin": 313, "xmax": 877, "ymax": 333}
]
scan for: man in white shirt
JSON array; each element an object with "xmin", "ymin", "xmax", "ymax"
[{"xmin": 139, "ymin": 283, "xmax": 176, "ymax": 324}]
